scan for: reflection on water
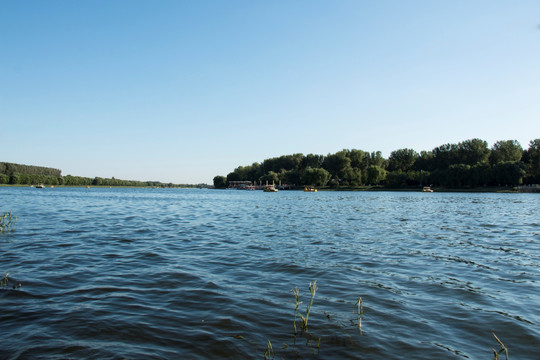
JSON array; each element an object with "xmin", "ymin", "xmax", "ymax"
[{"xmin": 1, "ymin": 187, "xmax": 539, "ymax": 359}]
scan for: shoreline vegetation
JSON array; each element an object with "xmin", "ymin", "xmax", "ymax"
[
  {"xmin": 0, "ymin": 183, "xmax": 535, "ymax": 193},
  {"xmin": 214, "ymin": 138, "xmax": 540, "ymax": 192},
  {"xmin": 0, "ymin": 162, "xmax": 209, "ymax": 189},
  {"xmin": 2, "ymin": 138, "xmax": 540, "ymax": 193}
]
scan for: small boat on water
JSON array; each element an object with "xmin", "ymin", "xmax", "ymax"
[
  {"xmin": 263, "ymin": 184, "xmax": 278, "ymax": 192},
  {"xmin": 35, "ymin": 184, "xmax": 45, "ymax": 189},
  {"xmin": 263, "ymin": 181, "xmax": 278, "ymax": 192},
  {"xmin": 304, "ymin": 186, "xmax": 317, "ymax": 192},
  {"xmin": 422, "ymin": 186, "xmax": 434, "ymax": 192}
]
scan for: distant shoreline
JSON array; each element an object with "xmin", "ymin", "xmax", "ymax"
[
  {"xmin": 2, "ymin": 184, "xmax": 538, "ymax": 193},
  {"xmin": 0, "ymin": 184, "xmax": 198, "ymax": 189}
]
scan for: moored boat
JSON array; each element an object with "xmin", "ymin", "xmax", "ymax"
[
  {"xmin": 263, "ymin": 184, "xmax": 278, "ymax": 192},
  {"xmin": 304, "ymin": 186, "xmax": 317, "ymax": 192},
  {"xmin": 263, "ymin": 181, "xmax": 278, "ymax": 192}
]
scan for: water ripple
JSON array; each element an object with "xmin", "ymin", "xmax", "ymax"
[{"xmin": 1, "ymin": 188, "xmax": 539, "ymax": 359}]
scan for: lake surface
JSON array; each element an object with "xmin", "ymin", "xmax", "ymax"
[{"xmin": 1, "ymin": 187, "xmax": 538, "ymax": 359}]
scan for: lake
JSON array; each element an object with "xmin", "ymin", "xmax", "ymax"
[{"xmin": 1, "ymin": 187, "xmax": 538, "ymax": 359}]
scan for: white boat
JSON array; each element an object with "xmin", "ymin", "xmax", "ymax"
[
  {"xmin": 263, "ymin": 181, "xmax": 278, "ymax": 192},
  {"xmin": 263, "ymin": 185, "xmax": 278, "ymax": 192}
]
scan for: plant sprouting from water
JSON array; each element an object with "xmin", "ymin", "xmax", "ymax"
[
  {"xmin": 264, "ymin": 339, "xmax": 274, "ymax": 360},
  {"xmin": 492, "ymin": 332, "xmax": 509, "ymax": 360},
  {"xmin": 1, "ymin": 273, "xmax": 9, "ymax": 288},
  {"xmin": 303, "ymin": 281, "xmax": 318, "ymax": 330},
  {"xmin": 353, "ymin": 296, "xmax": 364, "ymax": 331},
  {"xmin": 0, "ymin": 273, "xmax": 21, "ymax": 290},
  {"xmin": 291, "ymin": 280, "xmax": 318, "ymax": 333},
  {"xmin": 0, "ymin": 211, "xmax": 17, "ymax": 233},
  {"xmin": 291, "ymin": 286, "xmax": 302, "ymax": 334}
]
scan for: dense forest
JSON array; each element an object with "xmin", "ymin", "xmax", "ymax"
[
  {"xmin": 0, "ymin": 162, "xmax": 198, "ymax": 188},
  {"xmin": 213, "ymin": 138, "xmax": 540, "ymax": 189}
]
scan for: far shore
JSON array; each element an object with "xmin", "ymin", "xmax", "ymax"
[
  {"xmin": 0, "ymin": 184, "xmax": 199, "ymax": 189},
  {"xmin": 2, "ymin": 184, "xmax": 539, "ymax": 193},
  {"xmin": 303, "ymin": 185, "xmax": 534, "ymax": 193}
]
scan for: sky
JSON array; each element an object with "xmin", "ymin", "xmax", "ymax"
[{"xmin": 1, "ymin": 1, "xmax": 539, "ymax": 184}]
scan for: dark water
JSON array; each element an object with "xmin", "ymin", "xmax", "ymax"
[{"xmin": 1, "ymin": 187, "xmax": 539, "ymax": 359}]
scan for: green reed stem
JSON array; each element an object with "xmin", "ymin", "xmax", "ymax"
[
  {"xmin": 353, "ymin": 296, "xmax": 364, "ymax": 330},
  {"xmin": 492, "ymin": 332, "xmax": 509, "ymax": 360},
  {"xmin": 302, "ymin": 281, "xmax": 318, "ymax": 331},
  {"xmin": 264, "ymin": 339, "xmax": 274, "ymax": 360},
  {"xmin": 1, "ymin": 273, "xmax": 9, "ymax": 289},
  {"xmin": 0, "ymin": 211, "xmax": 17, "ymax": 233},
  {"xmin": 291, "ymin": 287, "xmax": 302, "ymax": 335}
]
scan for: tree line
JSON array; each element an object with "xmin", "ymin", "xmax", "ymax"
[
  {"xmin": 213, "ymin": 138, "xmax": 540, "ymax": 189},
  {"xmin": 0, "ymin": 162, "xmax": 198, "ymax": 188}
]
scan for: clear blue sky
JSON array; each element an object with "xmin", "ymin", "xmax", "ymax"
[{"xmin": 1, "ymin": 1, "xmax": 539, "ymax": 184}]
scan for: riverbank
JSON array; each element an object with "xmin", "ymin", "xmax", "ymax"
[
  {"xmin": 0, "ymin": 184, "xmax": 207, "ymax": 189},
  {"xmin": 302, "ymin": 185, "xmax": 539, "ymax": 193},
  {"xmin": 3, "ymin": 184, "xmax": 538, "ymax": 193}
]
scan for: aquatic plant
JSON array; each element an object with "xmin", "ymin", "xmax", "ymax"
[
  {"xmin": 353, "ymin": 296, "xmax": 364, "ymax": 331},
  {"xmin": 291, "ymin": 281, "xmax": 318, "ymax": 332},
  {"xmin": 302, "ymin": 281, "xmax": 318, "ymax": 330},
  {"xmin": 291, "ymin": 286, "xmax": 302, "ymax": 334},
  {"xmin": 263, "ymin": 339, "xmax": 274, "ymax": 360},
  {"xmin": 492, "ymin": 332, "xmax": 509, "ymax": 360},
  {"xmin": 0, "ymin": 273, "xmax": 9, "ymax": 288},
  {"xmin": 0, "ymin": 273, "xmax": 21, "ymax": 290},
  {"xmin": 0, "ymin": 211, "xmax": 17, "ymax": 233}
]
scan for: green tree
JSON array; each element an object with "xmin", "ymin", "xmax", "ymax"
[
  {"xmin": 489, "ymin": 140, "xmax": 523, "ymax": 165},
  {"xmin": 386, "ymin": 171, "xmax": 408, "ymax": 187},
  {"xmin": 366, "ymin": 165, "xmax": 387, "ymax": 185},
  {"xmin": 279, "ymin": 169, "xmax": 300, "ymax": 185},
  {"xmin": 343, "ymin": 149, "xmax": 363, "ymax": 169},
  {"xmin": 523, "ymin": 139, "xmax": 540, "ymax": 183},
  {"xmin": 414, "ymin": 150, "xmax": 435, "ymax": 171},
  {"xmin": 471, "ymin": 163, "xmax": 491, "ymax": 187},
  {"xmin": 9, "ymin": 173, "xmax": 20, "ymax": 185},
  {"xmin": 260, "ymin": 171, "xmax": 279, "ymax": 185},
  {"xmin": 213, "ymin": 176, "xmax": 227, "ymax": 189},
  {"xmin": 300, "ymin": 154, "xmax": 324, "ymax": 170},
  {"xmin": 226, "ymin": 171, "xmax": 241, "ymax": 183},
  {"xmin": 457, "ymin": 138, "xmax": 490, "ymax": 166},
  {"xmin": 432, "ymin": 143, "xmax": 459, "ymax": 169},
  {"xmin": 246, "ymin": 163, "xmax": 264, "ymax": 182},
  {"xmin": 263, "ymin": 154, "xmax": 303, "ymax": 174},
  {"xmin": 388, "ymin": 148, "xmax": 419, "ymax": 172},
  {"xmin": 340, "ymin": 167, "xmax": 362, "ymax": 186},
  {"xmin": 301, "ymin": 167, "xmax": 331, "ymax": 186},
  {"xmin": 492, "ymin": 161, "xmax": 526, "ymax": 186},
  {"xmin": 445, "ymin": 164, "xmax": 472, "ymax": 187},
  {"xmin": 323, "ymin": 151, "xmax": 352, "ymax": 181},
  {"xmin": 231, "ymin": 166, "xmax": 249, "ymax": 181},
  {"xmin": 368, "ymin": 151, "xmax": 386, "ymax": 168},
  {"xmin": 18, "ymin": 173, "xmax": 31, "ymax": 185}
]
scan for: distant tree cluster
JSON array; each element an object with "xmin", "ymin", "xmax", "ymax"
[
  {"xmin": 0, "ymin": 162, "xmax": 195, "ymax": 188},
  {"xmin": 0, "ymin": 162, "xmax": 63, "ymax": 185},
  {"xmin": 213, "ymin": 139, "xmax": 540, "ymax": 189},
  {"xmin": 62, "ymin": 175, "xmax": 174, "ymax": 187}
]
